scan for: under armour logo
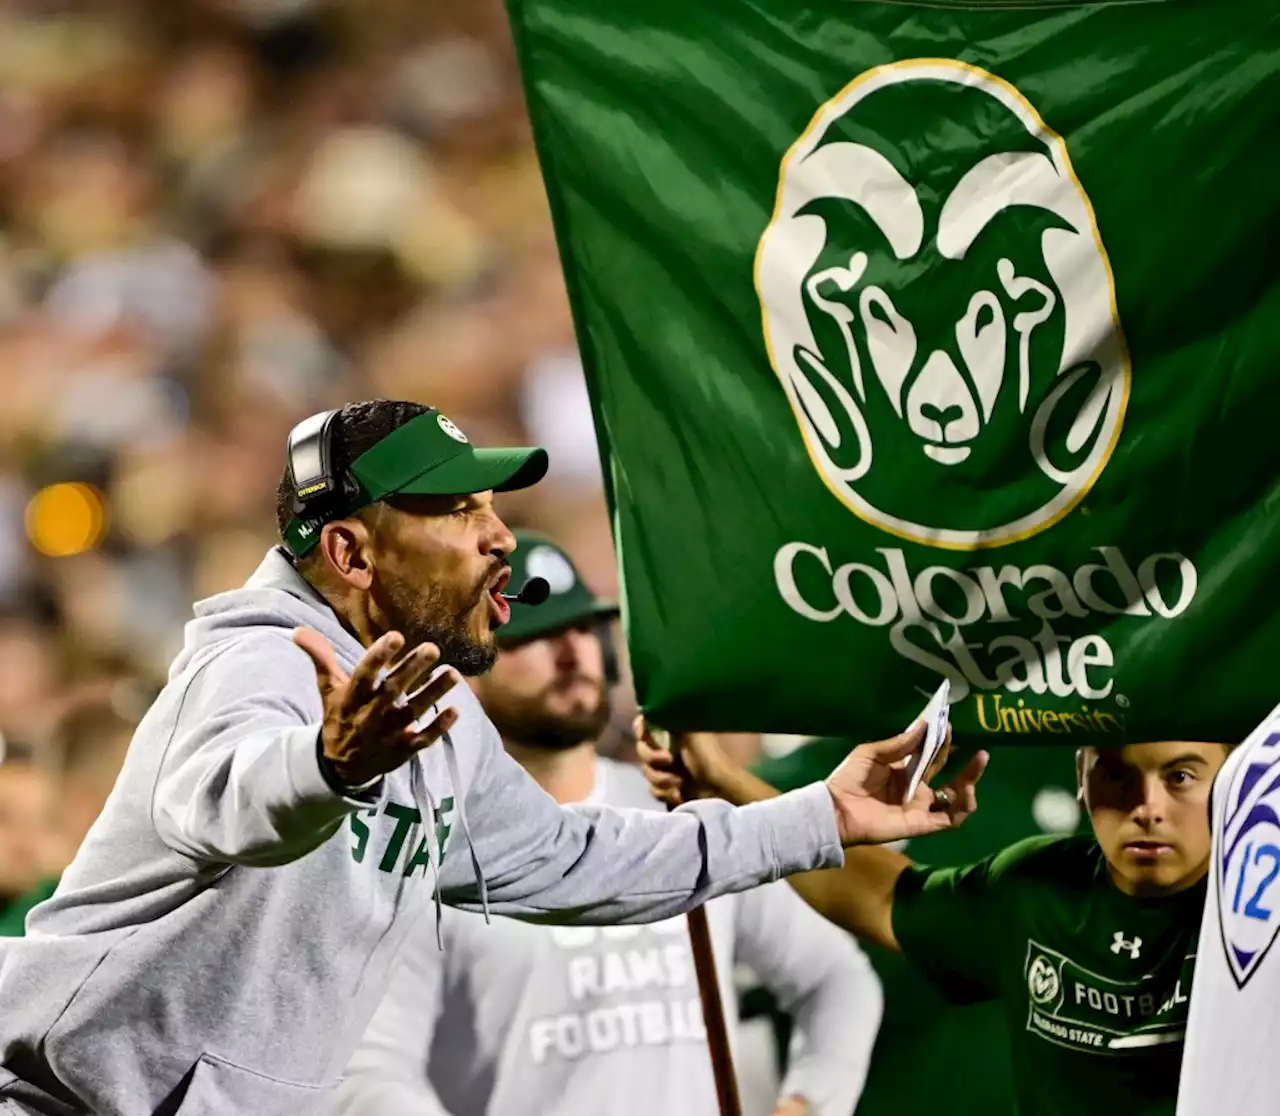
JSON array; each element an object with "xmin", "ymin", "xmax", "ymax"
[{"xmin": 1111, "ymin": 932, "xmax": 1142, "ymax": 959}]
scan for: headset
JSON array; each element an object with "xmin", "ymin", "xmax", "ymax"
[
  {"xmin": 285, "ymin": 410, "xmax": 621, "ymax": 686},
  {"xmin": 283, "ymin": 409, "xmax": 362, "ymax": 556}
]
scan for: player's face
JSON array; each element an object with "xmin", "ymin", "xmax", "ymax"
[
  {"xmin": 367, "ymin": 491, "xmax": 517, "ymax": 676},
  {"xmin": 1080, "ymin": 741, "xmax": 1229, "ymax": 897},
  {"xmin": 475, "ymin": 625, "xmax": 610, "ymax": 749}
]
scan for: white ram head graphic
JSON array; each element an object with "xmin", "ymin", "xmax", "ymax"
[{"xmin": 757, "ymin": 61, "xmax": 1130, "ymax": 548}]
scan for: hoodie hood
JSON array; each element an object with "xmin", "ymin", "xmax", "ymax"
[{"xmin": 177, "ymin": 547, "xmax": 361, "ymax": 680}]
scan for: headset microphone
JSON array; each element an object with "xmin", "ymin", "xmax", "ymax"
[{"xmin": 500, "ymin": 577, "xmax": 550, "ymax": 606}]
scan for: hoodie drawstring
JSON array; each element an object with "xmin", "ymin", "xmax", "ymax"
[
  {"xmin": 408, "ymin": 756, "xmax": 445, "ymax": 950},
  {"xmin": 443, "ymin": 731, "xmax": 490, "ymax": 925}
]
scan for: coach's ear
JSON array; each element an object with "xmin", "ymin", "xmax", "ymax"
[{"xmin": 1075, "ymin": 748, "xmax": 1087, "ymax": 805}]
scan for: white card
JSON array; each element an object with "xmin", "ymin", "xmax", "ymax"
[{"xmin": 902, "ymin": 677, "xmax": 951, "ymax": 804}]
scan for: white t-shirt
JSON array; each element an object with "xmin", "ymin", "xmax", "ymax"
[
  {"xmin": 1178, "ymin": 701, "xmax": 1280, "ymax": 1115},
  {"xmin": 331, "ymin": 757, "xmax": 882, "ymax": 1116}
]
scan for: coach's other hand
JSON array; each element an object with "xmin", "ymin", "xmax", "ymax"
[
  {"xmin": 638, "ymin": 717, "xmax": 987, "ymax": 848},
  {"xmin": 293, "ymin": 628, "xmax": 461, "ymax": 788},
  {"xmin": 825, "ymin": 722, "xmax": 987, "ymax": 844}
]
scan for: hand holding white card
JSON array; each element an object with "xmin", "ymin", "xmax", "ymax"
[{"xmin": 902, "ymin": 678, "xmax": 951, "ymax": 804}]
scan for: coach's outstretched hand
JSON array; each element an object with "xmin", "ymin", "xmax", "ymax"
[
  {"xmin": 824, "ymin": 722, "xmax": 987, "ymax": 844},
  {"xmin": 293, "ymin": 628, "xmax": 461, "ymax": 788},
  {"xmin": 638, "ymin": 719, "xmax": 987, "ymax": 848}
]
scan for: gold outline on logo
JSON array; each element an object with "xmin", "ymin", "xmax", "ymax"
[{"xmin": 754, "ymin": 58, "xmax": 1132, "ymax": 550}]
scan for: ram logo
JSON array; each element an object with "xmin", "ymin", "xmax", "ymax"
[{"xmin": 757, "ymin": 60, "xmax": 1130, "ymax": 548}]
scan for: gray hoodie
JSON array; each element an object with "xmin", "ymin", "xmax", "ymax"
[
  {"xmin": 333, "ymin": 758, "xmax": 882, "ymax": 1116},
  {"xmin": 0, "ymin": 551, "xmax": 843, "ymax": 1116}
]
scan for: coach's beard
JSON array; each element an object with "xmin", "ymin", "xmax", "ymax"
[{"xmin": 378, "ymin": 568, "xmax": 499, "ymax": 677}]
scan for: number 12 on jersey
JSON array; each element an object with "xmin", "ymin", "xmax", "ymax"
[{"xmin": 1231, "ymin": 842, "xmax": 1280, "ymax": 922}]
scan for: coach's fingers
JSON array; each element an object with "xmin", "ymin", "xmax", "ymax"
[
  {"xmin": 917, "ymin": 750, "xmax": 989, "ymax": 826},
  {"xmin": 348, "ymin": 632, "xmax": 406, "ymax": 698},
  {"xmin": 292, "ymin": 628, "xmax": 347, "ymax": 696},
  {"xmin": 861, "ymin": 720, "xmax": 927, "ymax": 766},
  {"xmin": 381, "ymin": 642, "xmax": 444, "ymax": 702},
  {"xmin": 943, "ymin": 750, "xmax": 989, "ymax": 819},
  {"xmin": 401, "ymin": 705, "xmax": 460, "ymax": 755},
  {"xmin": 390, "ymin": 666, "xmax": 462, "ymax": 726}
]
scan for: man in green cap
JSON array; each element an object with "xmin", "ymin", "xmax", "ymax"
[
  {"xmin": 0, "ymin": 401, "xmax": 982, "ymax": 1116},
  {"xmin": 336, "ymin": 530, "xmax": 883, "ymax": 1116}
]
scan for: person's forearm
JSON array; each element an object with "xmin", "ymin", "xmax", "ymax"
[
  {"xmin": 786, "ymin": 846, "xmax": 909, "ymax": 952},
  {"xmin": 154, "ymin": 722, "xmax": 370, "ymax": 867},
  {"xmin": 780, "ymin": 962, "xmax": 882, "ymax": 1116},
  {"xmin": 441, "ymin": 744, "xmax": 844, "ymax": 924},
  {"xmin": 707, "ymin": 760, "xmax": 908, "ymax": 950},
  {"xmin": 708, "ymin": 758, "xmax": 783, "ymax": 806}
]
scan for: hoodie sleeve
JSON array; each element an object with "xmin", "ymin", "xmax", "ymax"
[
  {"xmin": 151, "ymin": 637, "xmax": 378, "ymax": 866},
  {"xmin": 438, "ymin": 726, "xmax": 844, "ymax": 923},
  {"xmin": 331, "ymin": 922, "xmax": 455, "ymax": 1116},
  {"xmin": 734, "ymin": 882, "xmax": 883, "ymax": 1116}
]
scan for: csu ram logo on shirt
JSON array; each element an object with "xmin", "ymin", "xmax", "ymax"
[{"xmin": 757, "ymin": 59, "xmax": 1198, "ymax": 728}]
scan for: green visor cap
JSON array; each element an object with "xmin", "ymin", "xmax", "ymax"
[
  {"xmin": 285, "ymin": 410, "xmax": 548, "ymax": 557},
  {"xmin": 498, "ymin": 530, "xmax": 619, "ymax": 644}
]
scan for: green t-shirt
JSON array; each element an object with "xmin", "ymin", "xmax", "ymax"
[
  {"xmin": 756, "ymin": 739, "xmax": 1086, "ymax": 1115},
  {"xmin": 894, "ymin": 836, "xmax": 1201, "ymax": 1116},
  {"xmin": 0, "ymin": 877, "xmax": 58, "ymax": 938}
]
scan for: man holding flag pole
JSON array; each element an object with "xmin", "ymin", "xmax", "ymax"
[{"xmin": 640, "ymin": 724, "xmax": 1232, "ymax": 1116}]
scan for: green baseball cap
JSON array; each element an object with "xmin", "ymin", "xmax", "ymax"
[
  {"xmin": 285, "ymin": 409, "xmax": 548, "ymax": 557},
  {"xmin": 498, "ymin": 530, "xmax": 619, "ymax": 644}
]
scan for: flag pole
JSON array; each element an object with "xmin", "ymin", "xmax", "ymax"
[
  {"xmin": 655, "ymin": 728, "xmax": 743, "ymax": 1116},
  {"xmin": 681, "ymin": 900, "xmax": 744, "ymax": 1116}
]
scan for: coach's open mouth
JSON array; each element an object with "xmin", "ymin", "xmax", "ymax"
[{"xmin": 486, "ymin": 567, "xmax": 512, "ymax": 626}]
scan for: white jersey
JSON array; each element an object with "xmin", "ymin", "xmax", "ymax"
[{"xmin": 1178, "ymin": 701, "xmax": 1280, "ymax": 1115}]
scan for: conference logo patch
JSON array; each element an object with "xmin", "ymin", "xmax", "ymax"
[
  {"xmin": 757, "ymin": 59, "xmax": 1130, "ymax": 549},
  {"xmin": 1216, "ymin": 709, "xmax": 1280, "ymax": 988}
]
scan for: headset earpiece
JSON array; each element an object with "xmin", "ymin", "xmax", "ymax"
[{"xmin": 284, "ymin": 409, "xmax": 361, "ymax": 557}]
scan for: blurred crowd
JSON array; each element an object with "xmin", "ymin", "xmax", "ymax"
[{"xmin": 0, "ymin": 0, "xmax": 647, "ymax": 900}]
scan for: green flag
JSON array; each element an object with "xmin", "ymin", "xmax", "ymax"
[{"xmin": 509, "ymin": 0, "xmax": 1280, "ymax": 746}]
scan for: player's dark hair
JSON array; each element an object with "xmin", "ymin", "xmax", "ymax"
[{"xmin": 274, "ymin": 400, "xmax": 431, "ymax": 543}]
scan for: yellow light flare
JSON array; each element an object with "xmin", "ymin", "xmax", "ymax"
[{"xmin": 25, "ymin": 482, "xmax": 108, "ymax": 558}]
